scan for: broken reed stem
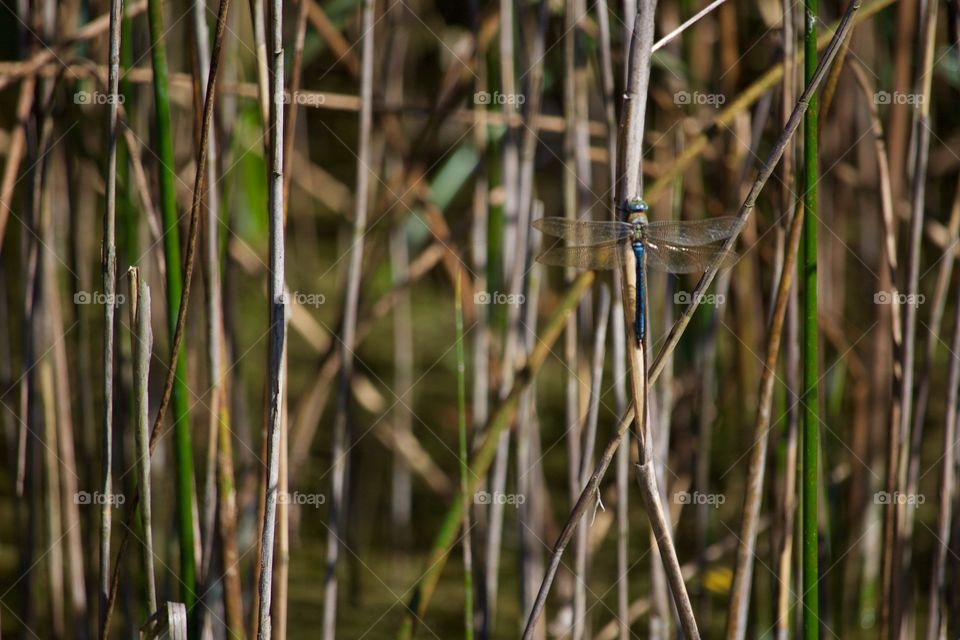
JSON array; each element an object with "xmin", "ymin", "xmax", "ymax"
[{"xmin": 128, "ymin": 268, "xmax": 158, "ymax": 615}]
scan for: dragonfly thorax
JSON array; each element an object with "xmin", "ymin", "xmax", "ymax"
[{"xmin": 629, "ymin": 214, "xmax": 648, "ymax": 241}]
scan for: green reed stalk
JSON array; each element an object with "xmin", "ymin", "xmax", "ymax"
[
  {"xmin": 455, "ymin": 272, "xmax": 474, "ymax": 640},
  {"xmin": 801, "ymin": 0, "xmax": 819, "ymax": 636},
  {"xmin": 146, "ymin": 0, "xmax": 197, "ymax": 614}
]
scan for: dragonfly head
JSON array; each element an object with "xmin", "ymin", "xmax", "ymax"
[{"xmin": 623, "ymin": 198, "xmax": 649, "ymax": 235}]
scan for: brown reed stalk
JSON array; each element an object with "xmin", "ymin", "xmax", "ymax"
[
  {"xmin": 925, "ymin": 192, "xmax": 960, "ymax": 639},
  {"xmin": 725, "ymin": 201, "xmax": 806, "ymax": 640},
  {"xmin": 882, "ymin": 2, "xmax": 936, "ymax": 636}
]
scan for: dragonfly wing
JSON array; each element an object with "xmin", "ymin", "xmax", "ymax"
[
  {"xmin": 644, "ymin": 239, "xmax": 738, "ymax": 274},
  {"xmin": 533, "ymin": 217, "xmax": 634, "ymax": 245},
  {"xmin": 535, "ymin": 240, "xmax": 626, "ymax": 270},
  {"xmin": 644, "ymin": 217, "xmax": 741, "ymax": 246}
]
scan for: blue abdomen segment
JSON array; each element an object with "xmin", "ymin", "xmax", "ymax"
[{"xmin": 633, "ymin": 242, "xmax": 645, "ymax": 343}]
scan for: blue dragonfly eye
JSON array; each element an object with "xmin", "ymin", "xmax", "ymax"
[{"xmin": 624, "ymin": 198, "xmax": 649, "ymax": 213}]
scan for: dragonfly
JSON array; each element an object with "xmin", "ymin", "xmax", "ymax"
[{"xmin": 532, "ymin": 198, "xmax": 740, "ymax": 343}]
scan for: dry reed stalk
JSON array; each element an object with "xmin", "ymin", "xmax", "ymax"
[
  {"xmin": 925, "ymin": 203, "xmax": 960, "ymax": 640},
  {"xmin": 725, "ymin": 201, "xmax": 806, "ymax": 639},
  {"xmin": 129, "ymin": 268, "xmax": 157, "ymax": 615},
  {"xmin": 0, "ymin": 73, "xmax": 36, "ymax": 252},
  {"xmin": 485, "ymin": 0, "xmax": 523, "ymax": 620},
  {"xmin": 517, "ymin": 207, "xmax": 545, "ymax": 639},
  {"xmin": 322, "ymin": 0, "xmax": 374, "ymax": 636},
  {"xmin": 572, "ymin": 286, "xmax": 611, "ymax": 640},
  {"xmin": 273, "ymin": 338, "xmax": 290, "ymax": 640},
  {"xmin": 190, "ymin": 0, "xmax": 225, "ymax": 632},
  {"xmin": 883, "ymin": 2, "xmax": 936, "ymax": 636},
  {"xmin": 595, "ymin": 0, "xmax": 630, "ymax": 633},
  {"xmin": 254, "ymin": 0, "xmax": 286, "ymax": 632},
  {"xmin": 281, "ymin": 0, "xmax": 310, "ymax": 213},
  {"xmin": 99, "ymin": 0, "xmax": 122, "ymax": 631}
]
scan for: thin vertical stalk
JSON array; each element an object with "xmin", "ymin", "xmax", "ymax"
[
  {"xmin": 517, "ymin": 212, "xmax": 544, "ymax": 639},
  {"xmin": 595, "ymin": 3, "xmax": 630, "ymax": 636},
  {"xmin": 725, "ymin": 203, "xmax": 805, "ymax": 640},
  {"xmin": 254, "ymin": 0, "xmax": 285, "ymax": 633},
  {"xmin": 617, "ymin": 2, "xmax": 699, "ymax": 638},
  {"xmin": 485, "ymin": 0, "xmax": 521, "ymax": 620},
  {"xmin": 455, "ymin": 271, "xmax": 474, "ymax": 640},
  {"xmin": 217, "ymin": 379, "xmax": 245, "ymax": 637},
  {"xmin": 100, "ymin": 0, "xmax": 122, "ymax": 632},
  {"xmin": 561, "ymin": 0, "xmax": 583, "ymax": 630},
  {"xmin": 925, "ymin": 250, "xmax": 960, "ymax": 640},
  {"xmin": 895, "ymin": 2, "xmax": 938, "ymax": 632},
  {"xmin": 192, "ymin": 0, "xmax": 225, "ymax": 631},
  {"xmin": 323, "ymin": 0, "xmax": 374, "ymax": 636},
  {"xmin": 390, "ymin": 227, "xmax": 414, "ymax": 540},
  {"xmin": 273, "ymin": 339, "xmax": 290, "ymax": 640},
  {"xmin": 145, "ymin": 0, "xmax": 197, "ymax": 615},
  {"xmin": 129, "ymin": 268, "xmax": 158, "ymax": 615},
  {"xmin": 573, "ymin": 286, "xmax": 610, "ymax": 640},
  {"xmin": 515, "ymin": 8, "xmax": 548, "ymax": 634},
  {"xmin": 800, "ymin": 0, "xmax": 819, "ymax": 635}
]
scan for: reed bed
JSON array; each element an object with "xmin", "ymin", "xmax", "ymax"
[{"xmin": 1, "ymin": 0, "xmax": 959, "ymax": 638}]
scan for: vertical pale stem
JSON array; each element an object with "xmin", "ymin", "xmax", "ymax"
[
  {"xmin": 800, "ymin": 0, "xmax": 820, "ymax": 635},
  {"xmin": 255, "ymin": 0, "xmax": 285, "ymax": 633},
  {"xmin": 323, "ymin": 0, "xmax": 374, "ymax": 636},
  {"xmin": 100, "ymin": 0, "xmax": 122, "ymax": 631},
  {"xmin": 129, "ymin": 269, "xmax": 158, "ymax": 615}
]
